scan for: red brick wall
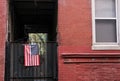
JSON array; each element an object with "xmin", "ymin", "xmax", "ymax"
[
  {"xmin": 0, "ymin": 0, "xmax": 7, "ymax": 81},
  {"xmin": 58, "ymin": 0, "xmax": 92, "ymax": 46},
  {"xmin": 58, "ymin": 0, "xmax": 120, "ymax": 81},
  {"xmin": 59, "ymin": 61, "xmax": 120, "ymax": 81},
  {"xmin": 1, "ymin": 0, "xmax": 120, "ymax": 81},
  {"xmin": 75, "ymin": 63, "xmax": 120, "ymax": 81}
]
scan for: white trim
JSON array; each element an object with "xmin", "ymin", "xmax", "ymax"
[
  {"xmin": 92, "ymin": 0, "xmax": 96, "ymax": 45},
  {"xmin": 95, "ymin": 17, "xmax": 116, "ymax": 20},
  {"xmin": 117, "ymin": 0, "xmax": 120, "ymax": 45},
  {"xmin": 93, "ymin": 42, "xmax": 118, "ymax": 45},
  {"xmin": 92, "ymin": 45, "xmax": 120, "ymax": 50},
  {"xmin": 115, "ymin": 0, "xmax": 119, "ymax": 44},
  {"xmin": 91, "ymin": 0, "xmax": 120, "ymax": 50}
]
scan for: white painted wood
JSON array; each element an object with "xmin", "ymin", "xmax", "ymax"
[
  {"xmin": 91, "ymin": 0, "xmax": 120, "ymax": 50},
  {"xmin": 95, "ymin": 17, "xmax": 116, "ymax": 20},
  {"xmin": 92, "ymin": 0, "xmax": 96, "ymax": 45}
]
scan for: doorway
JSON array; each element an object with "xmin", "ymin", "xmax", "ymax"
[{"xmin": 5, "ymin": 0, "xmax": 58, "ymax": 81}]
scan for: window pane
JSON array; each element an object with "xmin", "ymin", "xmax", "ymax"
[
  {"xmin": 95, "ymin": 20, "xmax": 117, "ymax": 42},
  {"xmin": 95, "ymin": 0, "xmax": 116, "ymax": 17}
]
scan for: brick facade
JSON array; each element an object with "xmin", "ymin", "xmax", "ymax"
[
  {"xmin": 0, "ymin": 0, "xmax": 7, "ymax": 81},
  {"xmin": 1, "ymin": 0, "xmax": 120, "ymax": 81},
  {"xmin": 58, "ymin": 0, "xmax": 120, "ymax": 81}
]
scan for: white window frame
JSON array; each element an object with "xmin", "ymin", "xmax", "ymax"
[{"xmin": 91, "ymin": 0, "xmax": 120, "ymax": 50}]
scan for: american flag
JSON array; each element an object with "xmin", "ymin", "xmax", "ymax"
[{"xmin": 24, "ymin": 44, "xmax": 40, "ymax": 66}]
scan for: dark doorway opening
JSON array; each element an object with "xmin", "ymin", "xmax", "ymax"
[
  {"xmin": 5, "ymin": 0, "xmax": 58, "ymax": 81},
  {"xmin": 8, "ymin": 0, "xmax": 57, "ymax": 42}
]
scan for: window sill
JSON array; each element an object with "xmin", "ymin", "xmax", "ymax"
[{"xmin": 92, "ymin": 45, "xmax": 120, "ymax": 50}]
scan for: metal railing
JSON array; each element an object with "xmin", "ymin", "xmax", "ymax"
[{"xmin": 5, "ymin": 42, "xmax": 58, "ymax": 81}]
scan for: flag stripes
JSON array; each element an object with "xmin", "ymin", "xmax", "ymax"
[{"xmin": 24, "ymin": 44, "xmax": 40, "ymax": 66}]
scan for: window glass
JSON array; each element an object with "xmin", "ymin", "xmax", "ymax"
[
  {"xmin": 95, "ymin": 20, "xmax": 117, "ymax": 42},
  {"xmin": 95, "ymin": 0, "xmax": 116, "ymax": 17}
]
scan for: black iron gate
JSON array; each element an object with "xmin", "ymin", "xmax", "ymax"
[{"xmin": 5, "ymin": 42, "xmax": 57, "ymax": 81}]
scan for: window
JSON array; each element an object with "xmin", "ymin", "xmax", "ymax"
[{"xmin": 92, "ymin": 0, "xmax": 120, "ymax": 50}]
